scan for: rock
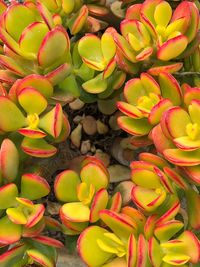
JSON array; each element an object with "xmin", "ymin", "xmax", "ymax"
[
  {"xmin": 73, "ymin": 115, "xmax": 83, "ymax": 124},
  {"xmin": 70, "ymin": 124, "xmax": 82, "ymax": 148},
  {"xmin": 57, "ymin": 249, "xmax": 86, "ymax": 267},
  {"xmin": 46, "ymin": 201, "xmax": 61, "ymax": 215},
  {"xmin": 97, "ymin": 120, "xmax": 109, "ymax": 135},
  {"xmin": 98, "ymin": 98, "xmax": 117, "ymax": 115},
  {"xmin": 69, "ymin": 98, "xmax": 85, "ymax": 110},
  {"xmin": 82, "ymin": 116, "xmax": 97, "ymax": 135},
  {"xmin": 114, "ymin": 181, "xmax": 134, "ymax": 206},
  {"xmin": 81, "ymin": 140, "xmax": 91, "ymax": 154},
  {"xmin": 108, "ymin": 164, "xmax": 131, "ymax": 183},
  {"xmin": 109, "ymin": 111, "xmax": 121, "ymax": 130},
  {"xmin": 94, "ymin": 150, "xmax": 110, "ymax": 167}
]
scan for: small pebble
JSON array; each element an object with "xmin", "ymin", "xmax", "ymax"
[
  {"xmin": 81, "ymin": 140, "xmax": 91, "ymax": 154},
  {"xmin": 69, "ymin": 98, "xmax": 85, "ymax": 110},
  {"xmin": 82, "ymin": 115, "xmax": 97, "ymax": 135},
  {"xmin": 97, "ymin": 120, "xmax": 109, "ymax": 135}
]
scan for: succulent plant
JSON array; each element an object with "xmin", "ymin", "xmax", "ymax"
[
  {"xmin": 117, "ymin": 72, "xmax": 182, "ymax": 136},
  {"xmin": 0, "ymin": 0, "xmax": 199, "ymax": 266},
  {"xmin": 151, "ymin": 84, "xmax": 200, "ymax": 169},
  {"xmin": 77, "ymin": 210, "xmax": 200, "ymax": 267},
  {"xmin": 114, "ymin": 0, "xmax": 199, "ymax": 65},
  {"xmin": 0, "ymin": 2, "xmax": 71, "ymax": 84},
  {"xmin": 0, "ymin": 76, "xmax": 70, "ymax": 157},
  {"xmin": 54, "ymin": 157, "xmax": 123, "ymax": 234}
]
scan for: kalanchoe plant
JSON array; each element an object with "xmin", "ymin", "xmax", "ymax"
[
  {"xmin": 77, "ymin": 208, "xmax": 200, "ymax": 267},
  {"xmin": 24, "ymin": 0, "xmax": 109, "ymax": 35},
  {"xmin": 114, "ymin": 0, "xmax": 199, "ymax": 64},
  {"xmin": 117, "ymin": 72, "xmax": 182, "ymax": 136},
  {"xmin": 55, "ymin": 157, "xmax": 123, "ymax": 234},
  {"xmin": 0, "ymin": 78, "xmax": 70, "ymax": 157},
  {"xmin": 0, "ymin": 0, "xmax": 199, "ymax": 266},
  {"xmin": 0, "ymin": 2, "xmax": 71, "ymax": 84}
]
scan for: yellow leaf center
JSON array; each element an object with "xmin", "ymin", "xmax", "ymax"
[
  {"xmin": 186, "ymin": 123, "xmax": 200, "ymax": 141},
  {"xmin": 27, "ymin": 113, "xmax": 39, "ymax": 129}
]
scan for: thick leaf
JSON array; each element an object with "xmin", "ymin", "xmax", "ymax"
[
  {"xmin": 132, "ymin": 186, "xmax": 166, "ymax": 212},
  {"xmin": 5, "ymin": 4, "xmax": 35, "ymax": 42},
  {"xmin": 0, "ymin": 55, "xmax": 27, "ymax": 76},
  {"xmin": 7, "ymin": 207, "xmax": 27, "ymax": 224},
  {"xmin": 78, "ymin": 226, "xmax": 112, "ymax": 267},
  {"xmin": 19, "ymin": 22, "xmax": 48, "ymax": 56},
  {"xmin": 26, "ymin": 204, "xmax": 45, "ymax": 228},
  {"xmin": 27, "ymin": 249, "xmax": 54, "ymax": 267},
  {"xmin": 82, "ymin": 73, "xmax": 108, "ymax": 94},
  {"xmin": 157, "ymin": 35, "xmax": 188, "ymax": 61},
  {"xmin": 131, "ymin": 169, "xmax": 161, "ymax": 189},
  {"xmin": 78, "ymin": 34, "xmax": 104, "ymax": 71},
  {"xmin": 0, "ymin": 216, "xmax": 22, "ymax": 244},
  {"xmin": 38, "ymin": 26, "xmax": 69, "ymax": 68},
  {"xmin": 80, "ymin": 162, "xmax": 109, "ymax": 191},
  {"xmin": 161, "ymin": 107, "xmax": 191, "ymax": 139},
  {"xmin": 21, "ymin": 173, "xmax": 50, "ymax": 200},
  {"xmin": 68, "ymin": 5, "xmax": 88, "ymax": 35},
  {"xmin": 118, "ymin": 116, "xmax": 152, "ymax": 136},
  {"xmin": 21, "ymin": 138, "xmax": 57, "ymax": 158},
  {"xmin": 31, "ymin": 236, "xmax": 63, "ymax": 248},
  {"xmin": 0, "ymin": 244, "xmax": 26, "ymax": 267},
  {"xmin": 60, "ymin": 202, "xmax": 90, "ymax": 222},
  {"xmin": 154, "ymin": 1, "xmax": 172, "ymax": 27},
  {"xmin": 99, "ymin": 210, "xmax": 137, "ymax": 241},
  {"xmin": 39, "ymin": 104, "xmax": 63, "ymax": 138},
  {"xmin": 0, "ymin": 96, "xmax": 25, "ymax": 131},
  {"xmin": 164, "ymin": 148, "xmax": 200, "ymax": 166},
  {"xmin": 0, "ymin": 139, "xmax": 19, "ymax": 182},
  {"xmin": 148, "ymin": 237, "xmax": 163, "ymax": 267},
  {"xmin": 18, "ymin": 87, "xmax": 47, "ymax": 115},
  {"xmin": 54, "ymin": 170, "xmax": 80, "ymax": 202},
  {"xmin": 158, "ymin": 72, "xmax": 182, "ymax": 105},
  {"xmin": 90, "ymin": 188, "xmax": 109, "ymax": 223},
  {"xmin": 0, "ymin": 183, "xmax": 18, "ymax": 209},
  {"xmin": 154, "ymin": 220, "xmax": 184, "ymax": 241},
  {"xmin": 17, "ymin": 74, "xmax": 53, "ymax": 98}
]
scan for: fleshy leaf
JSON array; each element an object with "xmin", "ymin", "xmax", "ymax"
[
  {"xmin": 154, "ymin": 220, "xmax": 184, "ymax": 241},
  {"xmin": 27, "ymin": 249, "xmax": 55, "ymax": 267},
  {"xmin": 5, "ymin": 4, "xmax": 36, "ymax": 42},
  {"xmin": 17, "ymin": 74, "xmax": 54, "ymax": 98},
  {"xmin": 0, "ymin": 139, "xmax": 19, "ymax": 182},
  {"xmin": 18, "ymin": 87, "xmax": 47, "ymax": 115},
  {"xmin": 39, "ymin": 103, "xmax": 63, "ymax": 138},
  {"xmin": 131, "ymin": 169, "xmax": 161, "ymax": 189},
  {"xmin": 0, "ymin": 96, "xmax": 25, "ymax": 131},
  {"xmin": 78, "ymin": 226, "xmax": 112, "ymax": 267},
  {"xmin": 26, "ymin": 204, "xmax": 45, "ymax": 228},
  {"xmin": 164, "ymin": 148, "xmax": 200, "ymax": 166},
  {"xmin": 99, "ymin": 210, "xmax": 137, "ymax": 241},
  {"xmin": 60, "ymin": 202, "xmax": 90, "ymax": 222},
  {"xmin": 80, "ymin": 162, "xmax": 109, "ymax": 191},
  {"xmin": 38, "ymin": 26, "xmax": 69, "ymax": 68},
  {"xmin": 54, "ymin": 170, "xmax": 80, "ymax": 202},
  {"xmin": 0, "ymin": 183, "xmax": 18, "ymax": 209},
  {"xmin": 157, "ymin": 35, "xmax": 188, "ymax": 61},
  {"xmin": 19, "ymin": 22, "xmax": 49, "ymax": 56},
  {"xmin": 21, "ymin": 137, "xmax": 57, "ymax": 158},
  {"xmin": 21, "ymin": 173, "xmax": 50, "ymax": 200},
  {"xmin": 82, "ymin": 73, "xmax": 108, "ymax": 94},
  {"xmin": 90, "ymin": 188, "xmax": 109, "ymax": 223},
  {"xmin": 118, "ymin": 116, "xmax": 152, "ymax": 136},
  {"xmin": 158, "ymin": 72, "xmax": 182, "ymax": 105},
  {"xmin": 0, "ymin": 216, "xmax": 22, "ymax": 244},
  {"xmin": 132, "ymin": 186, "xmax": 166, "ymax": 212}
]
